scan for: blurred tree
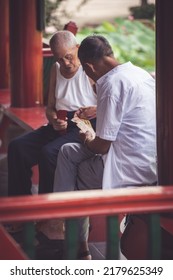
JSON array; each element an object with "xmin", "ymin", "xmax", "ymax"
[
  {"xmin": 45, "ymin": 0, "xmax": 62, "ymax": 28},
  {"xmin": 44, "ymin": 0, "xmax": 90, "ymax": 34},
  {"xmin": 141, "ymin": 0, "xmax": 148, "ymax": 6},
  {"xmin": 130, "ymin": 0, "xmax": 155, "ymax": 19}
]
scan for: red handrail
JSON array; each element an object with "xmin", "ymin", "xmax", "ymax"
[
  {"xmin": 42, "ymin": 48, "xmax": 53, "ymax": 57},
  {"xmin": 0, "ymin": 186, "xmax": 173, "ymax": 223}
]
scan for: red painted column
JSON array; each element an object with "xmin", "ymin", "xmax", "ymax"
[
  {"xmin": 0, "ymin": 0, "xmax": 9, "ymax": 89},
  {"xmin": 9, "ymin": 0, "xmax": 43, "ymax": 107}
]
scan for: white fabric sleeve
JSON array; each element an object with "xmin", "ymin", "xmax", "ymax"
[{"xmin": 96, "ymin": 91, "xmax": 124, "ymax": 141}]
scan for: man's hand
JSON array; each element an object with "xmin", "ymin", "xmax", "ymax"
[
  {"xmin": 80, "ymin": 130, "xmax": 95, "ymax": 145},
  {"xmin": 47, "ymin": 110, "xmax": 68, "ymax": 131},
  {"xmin": 71, "ymin": 117, "xmax": 96, "ymax": 139},
  {"xmin": 74, "ymin": 106, "xmax": 96, "ymax": 120},
  {"xmin": 52, "ymin": 117, "xmax": 68, "ymax": 131}
]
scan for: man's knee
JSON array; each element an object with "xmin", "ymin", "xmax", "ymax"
[
  {"xmin": 8, "ymin": 137, "xmax": 24, "ymax": 155},
  {"xmin": 77, "ymin": 156, "xmax": 103, "ymax": 191},
  {"xmin": 40, "ymin": 144, "xmax": 56, "ymax": 163},
  {"xmin": 59, "ymin": 143, "xmax": 80, "ymax": 159}
]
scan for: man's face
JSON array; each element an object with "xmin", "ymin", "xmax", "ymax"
[
  {"xmin": 81, "ymin": 62, "xmax": 97, "ymax": 82},
  {"xmin": 51, "ymin": 45, "xmax": 79, "ymax": 75}
]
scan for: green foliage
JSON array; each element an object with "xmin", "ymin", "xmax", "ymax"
[{"xmin": 76, "ymin": 18, "xmax": 155, "ymax": 72}]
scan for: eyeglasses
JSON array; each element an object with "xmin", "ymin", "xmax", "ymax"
[{"xmin": 54, "ymin": 47, "xmax": 77, "ymax": 64}]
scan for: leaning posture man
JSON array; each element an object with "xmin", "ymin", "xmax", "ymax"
[{"xmin": 53, "ymin": 35, "xmax": 157, "ymax": 259}]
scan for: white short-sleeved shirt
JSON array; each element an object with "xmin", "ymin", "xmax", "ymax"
[
  {"xmin": 96, "ymin": 62, "xmax": 157, "ymax": 189},
  {"xmin": 55, "ymin": 63, "xmax": 97, "ymax": 111}
]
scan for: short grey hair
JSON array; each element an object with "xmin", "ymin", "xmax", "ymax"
[{"xmin": 49, "ymin": 30, "xmax": 77, "ymax": 50}]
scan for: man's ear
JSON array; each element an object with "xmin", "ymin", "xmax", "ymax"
[{"xmin": 84, "ymin": 62, "xmax": 96, "ymax": 73}]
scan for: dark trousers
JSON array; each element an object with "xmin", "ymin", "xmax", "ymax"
[{"xmin": 8, "ymin": 117, "xmax": 96, "ymax": 196}]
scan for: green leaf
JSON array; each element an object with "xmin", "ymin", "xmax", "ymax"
[{"xmin": 77, "ymin": 18, "xmax": 155, "ymax": 72}]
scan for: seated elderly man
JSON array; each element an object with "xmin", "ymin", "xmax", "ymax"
[
  {"xmin": 53, "ymin": 35, "xmax": 157, "ymax": 259},
  {"xmin": 7, "ymin": 30, "xmax": 96, "ymax": 200}
]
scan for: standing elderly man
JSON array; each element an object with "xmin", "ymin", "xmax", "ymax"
[
  {"xmin": 53, "ymin": 35, "xmax": 157, "ymax": 259},
  {"xmin": 7, "ymin": 31, "xmax": 97, "ymax": 201}
]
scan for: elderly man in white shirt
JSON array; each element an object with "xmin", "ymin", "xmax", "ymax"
[{"xmin": 53, "ymin": 35, "xmax": 157, "ymax": 259}]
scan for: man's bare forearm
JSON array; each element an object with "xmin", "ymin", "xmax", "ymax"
[{"xmin": 86, "ymin": 136, "xmax": 111, "ymax": 155}]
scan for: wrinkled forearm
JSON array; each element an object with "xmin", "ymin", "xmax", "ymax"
[{"xmin": 46, "ymin": 107, "xmax": 57, "ymax": 124}]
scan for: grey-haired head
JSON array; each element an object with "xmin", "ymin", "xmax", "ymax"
[{"xmin": 49, "ymin": 30, "xmax": 77, "ymax": 51}]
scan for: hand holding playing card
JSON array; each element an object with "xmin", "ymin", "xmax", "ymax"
[
  {"xmin": 71, "ymin": 117, "xmax": 95, "ymax": 139},
  {"xmin": 74, "ymin": 106, "xmax": 96, "ymax": 120}
]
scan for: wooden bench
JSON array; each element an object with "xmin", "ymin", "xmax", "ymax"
[
  {"xmin": 2, "ymin": 105, "xmax": 47, "ymax": 131},
  {"xmin": 0, "ymin": 89, "xmax": 47, "ymax": 188},
  {"xmin": 0, "ymin": 89, "xmax": 47, "ymax": 150}
]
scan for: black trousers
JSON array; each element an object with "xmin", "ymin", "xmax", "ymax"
[{"xmin": 8, "ymin": 115, "xmax": 96, "ymax": 196}]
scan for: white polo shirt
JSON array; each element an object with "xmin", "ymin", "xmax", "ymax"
[{"xmin": 96, "ymin": 62, "xmax": 157, "ymax": 189}]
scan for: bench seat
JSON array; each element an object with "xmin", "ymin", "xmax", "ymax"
[{"xmin": 0, "ymin": 89, "xmax": 47, "ymax": 187}]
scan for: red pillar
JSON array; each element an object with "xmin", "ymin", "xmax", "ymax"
[
  {"xmin": 0, "ymin": 0, "xmax": 9, "ymax": 89},
  {"xmin": 9, "ymin": 0, "xmax": 43, "ymax": 107}
]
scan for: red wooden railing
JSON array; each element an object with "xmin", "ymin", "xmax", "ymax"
[
  {"xmin": 0, "ymin": 186, "xmax": 173, "ymax": 259},
  {"xmin": 1, "ymin": 186, "xmax": 173, "ymax": 222}
]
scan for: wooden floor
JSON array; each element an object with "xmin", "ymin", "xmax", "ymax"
[
  {"xmin": 5, "ymin": 222, "xmax": 126, "ymax": 260},
  {"xmin": 89, "ymin": 242, "xmax": 106, "ymax": 260},
  {"xmin": 7, "ymin": 228, "xmax": 106, "ymax": 260}
]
